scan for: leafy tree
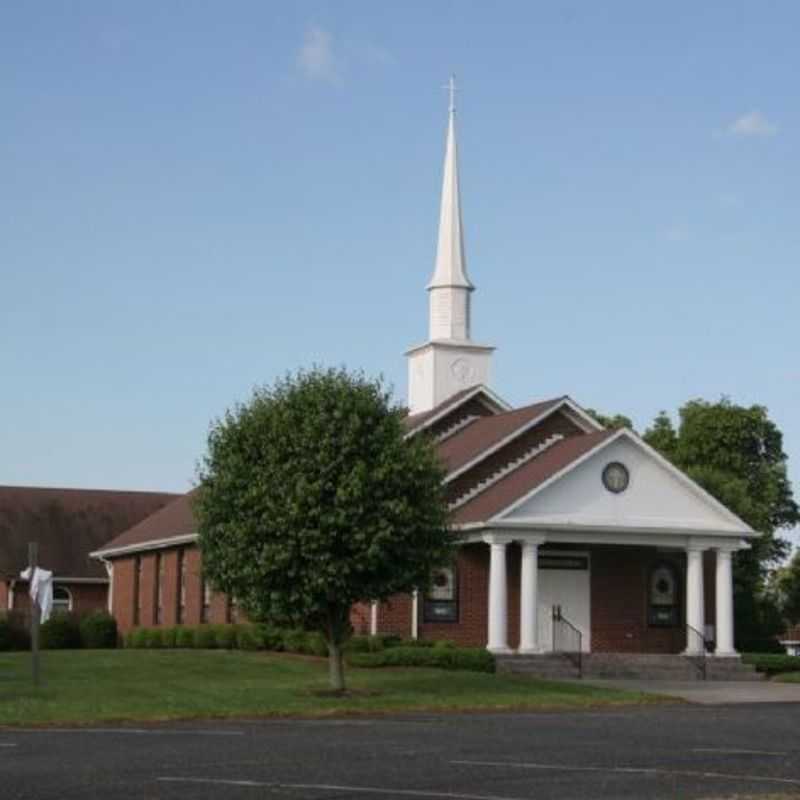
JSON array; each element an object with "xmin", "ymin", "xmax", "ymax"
[
  {"xmin": 585, "ymin": 408, "xmax": 634, "ymax": 430},
  {"xmin": 643, "ymin": 399, "xmax": 798, "ymax": 645},
  {"xmin": 769, "ymin": 550, "xmax": 800, "ymax": 626},
  {"xmin": 194, "ymin": 367, "xmax": 453, "ymax": 691}
]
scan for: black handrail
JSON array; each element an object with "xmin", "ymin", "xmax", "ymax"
[
  {"xmin": 552, "ymin": 605, "xmax": 582, "ymax": 678},
  {"xmin": 684, "ymin": 622, "xmax": 708, "ymax": 680}
]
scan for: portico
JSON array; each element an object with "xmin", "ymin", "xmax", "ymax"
[{"xmin": 478, "ymin": 532, "xmax": 743, "ymax": 657}]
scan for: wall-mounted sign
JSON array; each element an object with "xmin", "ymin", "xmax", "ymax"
[
  {"xmin": 648, "ymin": 562, "xmax": 679, "ymax": 627},
  {"xmin": 539, "ymin": 555, "xmax": 589, "ymax": 571},
  {"xmin": 423, "ymin": 566, "xmax": 458, "ymax": 622}
]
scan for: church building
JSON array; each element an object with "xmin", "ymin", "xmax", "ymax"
[{"xmin": 93, "ymin": 85, "xmax": 755, "ymax": 669}]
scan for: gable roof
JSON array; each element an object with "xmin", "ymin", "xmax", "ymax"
[
  {"xmin": 438, "ymin": 398, "xmax": 565, "ymax": 474},
  {"xmin": 92, "ymin": 491, "xmax": 198, "ymax": 558},
  {"xmin": 0, "ymin": 485, "xmax": 178, "ymax": 579},
  {"xmin": 499, "ymin": 427, "xmax": 755, "ymax": 534},
  {"xmin": 403, "ymin": 385, "xmax": 510, "ymax": 436},
  {"xmin": 451, "ymin": 429, "xmax": 617, "ymax": 524}
]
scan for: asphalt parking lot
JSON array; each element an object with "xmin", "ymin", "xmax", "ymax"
[{"xmin": 4, "ymin": 704, "xmax": 800, "ymax": 800}]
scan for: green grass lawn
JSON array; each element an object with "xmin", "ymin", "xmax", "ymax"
[
  {"xmin": 772, "ymin": 671, "xmax": 800, "ymax": 683},
  {"xmin": 0, "ymin": 649, "xmax": 666, "ymax": 726}
]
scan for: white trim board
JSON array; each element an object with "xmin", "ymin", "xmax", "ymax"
[{"xmin": 91, "ymin": 533, "xmax": 198, "ymax": 560}]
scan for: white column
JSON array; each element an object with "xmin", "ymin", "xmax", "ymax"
[
  {"xmin": 411, "ymin": 590, "xmax": 419, "ymax": 640},
  {"xmin": 519, "ymin": 538, "xmax": 545, "ymax": 654},
  {"xmin": 369, "ymin": 602, "xmax": 378, "ymax": 636},
  {"xmin": 715, "ymin": 547, "xmax": 737, "ymax": 657},
  {"xmin": 8, "ymin": 579, "xmax": 15, "ymax": 611},
  {"xmin": 484, "ymin": 534, "xmax": 512, "ymax": 654},
  {"xmin": 685, "ymin": 544, "xmax": 706, "ymax": 655}
]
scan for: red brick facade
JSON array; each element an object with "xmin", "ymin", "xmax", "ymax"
[
  {"xmin": 108, "ymin": 542, "xmax": 720, "ymax": 653},
  {"xmin": 110, "ymin": 545, "xmax": 246, "ymax": 632},
  {"xmin": 3, "ymin": 579, "xmax": 107, "ymax": 616}
]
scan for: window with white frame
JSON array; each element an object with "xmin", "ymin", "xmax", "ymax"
[{"xmin": 52, "ymin": 586, "xmax": 72, "ymax": 614}]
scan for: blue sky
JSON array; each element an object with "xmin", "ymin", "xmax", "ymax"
[{"xmin": 2, "ymin": 3, "xmax": 798, "ymax": 540}]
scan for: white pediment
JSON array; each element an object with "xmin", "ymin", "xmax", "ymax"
[{"xmin": 500, "ymin": 431, "xmax": 753, "ymax": 536}]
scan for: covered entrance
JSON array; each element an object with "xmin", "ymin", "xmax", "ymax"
[{"xmin": 537, "ymin": 552, "xmax": 590, "ymax": 653}]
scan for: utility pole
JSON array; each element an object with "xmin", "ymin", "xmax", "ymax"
[{"xmin": 28, "ymin": 541, "xmax": 40, "ymax": 688}]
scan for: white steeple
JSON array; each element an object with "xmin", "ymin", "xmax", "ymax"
[
  {"xmin": 406, "ymin": 76, "xmax": 494, "ymax": 414},
  {"xmin": 427, "ymin": 76, "xmax": 474, "ymax": 341}
]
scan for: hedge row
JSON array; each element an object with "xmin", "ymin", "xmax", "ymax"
[
  {"xmin": 0, "ymin": 612, "xmax": 118, "ymax": 651},
  {"xmin": 123, "ymin": 624, "xmax": 329, "ymax": 656},
  {"xmin": 347, "ymin": 645, "xmax": 495, "ymax": 673},
  {"xmin": 121, "ymin": 625, "xmax": 492, "ymax": 671},
  {"xmin": 742, "ymin": 652, "xmax": 800, "ymax": 675}
]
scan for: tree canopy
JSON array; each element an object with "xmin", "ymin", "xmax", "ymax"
[
  {"xmin": 643, "ymin": 398, "xmax": 798, "ymax": 646},
  {"xmin": 194, "ymin": 367, "xmax": 454, "ymax": 689}
]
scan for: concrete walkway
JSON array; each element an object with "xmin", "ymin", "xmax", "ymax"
[{"xmin": 584, "ymin": 677, "xmax": 800, "ymax": 704}]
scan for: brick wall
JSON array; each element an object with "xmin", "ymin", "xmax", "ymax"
[
  {"xmin": 9, "ymin": 581, "xmax": 107, "ymax": 616},
  {"xmin": 590, "ymin": 546, "xmax": 686, "ymax": 653},
  {"xmin": 0, "ymin": 580, "xmax": 8, "ymax": 611},
  {"xmin": 376, "ymin": 543, "xmax": 718, "ymax": 653}
]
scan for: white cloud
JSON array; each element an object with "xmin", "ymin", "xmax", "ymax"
[
  {"xmin": 728, "ymin": 110, "xmax": 778, "ymax": 137},
  {"xmin": 297, "ymin": 26, "xmax": 340, "ymax": 84}
]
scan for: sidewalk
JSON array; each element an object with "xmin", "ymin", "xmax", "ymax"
[{"xmin": 582, "ymin": 678, "xmax": 800, "ymax": 705}]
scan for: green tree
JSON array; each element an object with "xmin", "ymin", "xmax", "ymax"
[
  {"xmin": 194, "ymin": 367, "xmax": 453, "ymax": 691},
  {"xmin": 585, "ymin": 408, "xmax": 634, "ymax": 430},
  {"xmin": 769, "ymin": 550, "xmax": 800, "ymax": 626},
  {"xmin": 643, "ymin": 399, "xmax": 798, "ymax": 645}
]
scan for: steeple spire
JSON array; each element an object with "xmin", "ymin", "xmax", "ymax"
[
  {"xmin": 428, "ymin": 75, "xmax": 474, "ymax": 298},
  {"xmin": 406, "ymin": 76, "xmax": 494, "ymax": 414}
]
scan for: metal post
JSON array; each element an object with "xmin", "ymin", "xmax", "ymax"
[{"xmin": 28, "ymin": 542, "xmax": 41, "ymax": 688}]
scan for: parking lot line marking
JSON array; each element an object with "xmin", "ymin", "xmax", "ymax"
[
  {"xmin": 0, "ymin": 744, "xmax": 17, "ymax": 748},
  {"xmin": 158, "ymin": 776, "xmax": 532, "ymax": 799},
  {"xmin": 692, "ymin": 748, "xmax": 787, "ymax": 756},
  {"xmin": 451, "ymin": 760, "xmax": 800, "ymax": 787}
]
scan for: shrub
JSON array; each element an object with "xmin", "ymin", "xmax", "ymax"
[
  {"xmin": 176, "ymin": 626, "xmax": 196, "ymax": 648},
  {"xmin": 214, "ymin": 625, "xmax": 238, "ymax": 650},
  {"xmin": 398, "ymin": 638, "xmax": 435, "ymax": 648},
  {"xmin": 304, "ymin": 632, "xmax": 329, "ymax": 657},
  {"xmin": 256, "ymin": 624, "xmax": 284, "ymax": 651},
  {"xmin": 129, "ymin": 628, "xmax": 149, "ymax": 648},
  {"xmin": 79, "ymin": 612, "xmax": 118, "ymax": 649},
  {"xmin": 433, "ymin": 639, "xmax": 456, "ymax": 649},
  {"xmin": 40, "ymin": 614, "xmax": 82, "ymax": 649},
  {"xmin": 0, "ymin": 613, "xmax": 29, "ymax": 651},
  {"xmin": 742, "ymin": 653, "xmax": 800, "ymax": 675},
  {"xmin": 146, "ymin": 628, "xmax": 164, "ymax": 649},
  {"xmin": 236, "ymin": 625, "xmax": 260, "ymax": 651},
  {"xmin": 194, "ymin": 626, "xmax": 218, "ymax": 649},
  {"xmin": 281, "ymin": 629, "xmax": 308, "ymax": 654},
  {"xmin": 347, "ymin": 645, "xmax": 495, "ymax": 673},
  {"xmin": 161, "ymin": 627, "xmax": 178, "ymax": 648}
]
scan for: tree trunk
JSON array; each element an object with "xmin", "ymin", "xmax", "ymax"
[{"xmin": 328, "ymin": 640, "xmax": 345, "ymax": 691}]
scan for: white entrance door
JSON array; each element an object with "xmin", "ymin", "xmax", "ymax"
[{"xmin": 536, "ymin": 554, "xmax": 591, "ymax": 653}]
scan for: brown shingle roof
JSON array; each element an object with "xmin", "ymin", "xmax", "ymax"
[
  {"xmin": 402, "ymin": 387, "xmax": 477, "ymax": 432},
  {"xmin": 451, "ymin": 429, "xmax": 617, "ymax": 525},
  {"xmin": 94, "ymin": 491, "xmax": 197, "ymax": 556},
  {"xmin": 437, "ymin": 398, "xmax": 564, "ymax": 474},
  {"xmin": 0, "ymin": 486, "xmax": 178, "ymax": 579}
]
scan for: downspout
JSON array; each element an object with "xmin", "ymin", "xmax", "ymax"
[{"xmin": 99, "ymin": 558, "xmax": 114, "ymax": 614}]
